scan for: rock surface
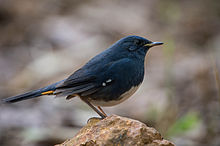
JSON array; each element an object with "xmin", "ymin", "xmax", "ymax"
[{"xmin": 56, "ymin": 115, "xmax": 175, "ymax": 146}]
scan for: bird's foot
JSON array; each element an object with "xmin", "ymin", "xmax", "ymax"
[{"xmin": 87, "ymin": 117, "xmax": 103, "ymax": 124}]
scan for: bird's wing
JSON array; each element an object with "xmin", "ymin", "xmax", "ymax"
[
  {"xmin": 54, "ymin": 58, "xmax": 136, "ymax": 99},
  {"xmin": 54, "ymin": 72, "xmax": 98, "ymax": 96},
  {"xmin": 54, "ymin": 62, "xmax": 113, "ymax": 98}
]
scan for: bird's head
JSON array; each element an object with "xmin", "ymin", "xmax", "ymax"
[{"xmin": 115, "ymin": 35, "xmax": 163, "ymax": 56}]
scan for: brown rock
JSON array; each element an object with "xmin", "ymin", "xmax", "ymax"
[{"xmin": 56, "ymin": 115, "xmax": 175, "ymax": 146}]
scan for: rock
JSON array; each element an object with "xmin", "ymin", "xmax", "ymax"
[{"xmin": 56, "ymin": 115, "xmax": 175, "ymax": 146}]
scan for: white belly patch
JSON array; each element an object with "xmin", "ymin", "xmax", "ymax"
[{"xmin": 90, "ymin": 85, "xmax": 141, "ymax": 107}]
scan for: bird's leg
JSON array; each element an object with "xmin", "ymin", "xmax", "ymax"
[
  {"xmin": 97, "ymin": 106, "xmax": 107, "ymax": 117},
  {"xmin": 81, "ymin": 98, "xmax": 107, "ymax": 119}
]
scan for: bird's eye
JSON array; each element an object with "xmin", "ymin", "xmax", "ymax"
[{"xmin": 134, "ymin": 40, "xmax": 141, "ymax": 45}]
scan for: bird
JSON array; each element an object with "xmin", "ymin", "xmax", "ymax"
[{"xmin": 2, "ymin": 35, "xmax": 163, "ymax": 119}]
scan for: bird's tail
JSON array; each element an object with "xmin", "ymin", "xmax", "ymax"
[{"xmin": 2, "ymin": 80, "xmax": 64, "ymax": 103}]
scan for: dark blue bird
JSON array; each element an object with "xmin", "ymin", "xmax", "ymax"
[{"xmin": 2, "ymin": 35, "xmax": 163, "ymax": 118}]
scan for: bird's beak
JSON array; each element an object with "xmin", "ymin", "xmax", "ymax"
[{"xmin": 144, "ymin": 42, "xmax": 163, "ymax": 47}]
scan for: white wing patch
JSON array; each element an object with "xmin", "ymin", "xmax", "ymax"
[
  {"xmin": 102, "ymin": 79, "xmax": 112, "ymax": 87},
  {"xmin": 106, "ymin": 79, "xmax": 112, "ymax": 83}
]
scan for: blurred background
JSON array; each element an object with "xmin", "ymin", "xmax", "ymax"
[{"xmin": 0, "ymin": 0, "xmax": 219, "ymax": 146}]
